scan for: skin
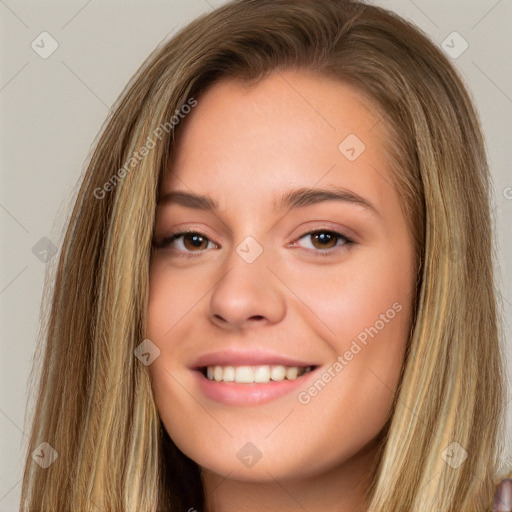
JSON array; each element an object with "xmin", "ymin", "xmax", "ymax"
[{"xmin": 147, "ymin": 69, "xmax": 417, "ymax": 512}]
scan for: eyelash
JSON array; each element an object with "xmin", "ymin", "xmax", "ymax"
[{"xmin": 153, "ymin": 228, "xmax": 354, "ymax": 258}]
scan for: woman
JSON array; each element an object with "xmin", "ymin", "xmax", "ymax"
[{"xmin": 20, "ymin": 0, "xmax": 511, "ymax": 510}]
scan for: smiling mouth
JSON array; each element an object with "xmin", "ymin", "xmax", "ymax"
[{"xmin": 200, "ymin": 364, "xmax": 316, "ymax": 384}]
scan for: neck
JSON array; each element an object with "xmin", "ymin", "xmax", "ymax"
[{"xmin": 201, "ymin": 438, "xmax": 381, "ymax": 512}]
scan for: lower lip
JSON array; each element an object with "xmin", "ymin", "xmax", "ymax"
[{"xmin": 193, "ymin": 369, "xmax": 318, "ymax": 406}]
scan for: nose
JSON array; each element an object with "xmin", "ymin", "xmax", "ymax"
[{"xmin": 208, "ymin": 247, "xmax": 286, "ymax": 330}]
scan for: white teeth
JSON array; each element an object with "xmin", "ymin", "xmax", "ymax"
[
  {"xmin": 254, "ymin": 365, "xmax": 271, "ymax": 383},
  {"xmin": 270, "ymin": 365, "xmax": 286, "ymax": 381},
  {"xmin": 286, "ymin": 366, "xmax": 299, "ymax": 380},
  {"xmin": 235, "ymin": 366, "xmax": 254, "ymax": 383},
  {"xmin": 223, "ymin": 365, "xmax": 235, "ymax": 382},
  {"xmin": 213, "ymin": 366, "xmax": 223, "ymax": 382},
  {"xmin": 204, "ymin": 364, "xmax": 313, "ymax": 383}
]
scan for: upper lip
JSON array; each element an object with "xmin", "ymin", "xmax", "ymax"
[{"xmin": 190, "ymin": 349, "xmax": 318, "ymax": 370}]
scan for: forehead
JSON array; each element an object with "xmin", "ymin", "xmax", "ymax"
[
  {"xmin": 163, "ymin": 69, "xmax": 396, "ymax": 221},
  {"xmin": 174, "ymin": 69, "xmax": 384, "ymax": 146}
]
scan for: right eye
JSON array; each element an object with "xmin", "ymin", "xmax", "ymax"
[{"xmin": 153, "ymin": 230, "xmax": 218, "ymax": 257}]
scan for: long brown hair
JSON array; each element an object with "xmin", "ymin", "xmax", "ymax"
[{"xmin": 20, "ymin": 1, "xmax": 510, "ymax": 510}]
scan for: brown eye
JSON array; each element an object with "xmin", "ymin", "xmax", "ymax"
[
  {"xmin": 309, "ymin": 231, "xmax": 339, "ymax": 250},
  {"xmin": 295, "ymin": 229, "xmax": 353, "ymax": 256},
  {"xmin": 153, "ymin": 231, "xmax": 215, "ymax": 254},
  {"xmin": 181, "ymin": 233, "xmax": 209, "ymax": 251}
]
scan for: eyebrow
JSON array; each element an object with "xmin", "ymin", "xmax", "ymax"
[{"xmin": 158, "ymin": 186, "xmax": 381, "ymax": 218}]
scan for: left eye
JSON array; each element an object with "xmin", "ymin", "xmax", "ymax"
[{"xmin": 294, "ymin": 229, "xmax": 352, "ymax": 253}]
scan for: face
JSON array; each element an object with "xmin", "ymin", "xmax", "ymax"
[{"xmin": 147, "ymin": 69, "xmax": 416, "ymax": 483}]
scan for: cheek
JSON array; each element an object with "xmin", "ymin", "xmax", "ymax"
[
  {"xmin": 286, "ymin": 246, "xmax": 413, "ymax": 425},
  {"xmin": 146, "ymin": 257, "xmax": 208, "ymax": 340},
  {"xmin": 286, "ymin": 243, "xmax": 413, "ymax": 348}
]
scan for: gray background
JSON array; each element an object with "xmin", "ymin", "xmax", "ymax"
[{"xmin": 1, "ymin": 1, "xmax": 511, "ymax": 509}]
